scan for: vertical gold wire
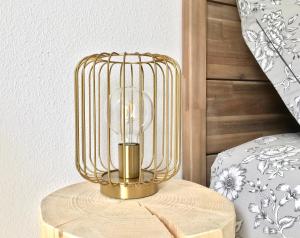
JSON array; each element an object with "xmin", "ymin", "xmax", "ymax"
[
  {"xmin": 97, "ymin": 62, "xmax": 107, "ymax": 172},
  {"xmin": 152, "ymin": 56, "xmax": 158, "ymax": 180},
  {"xmin": 75, "ymin": 61, "xmax": 81, "ymax": 173},
  {"xmin": 165, "ymin": 59, "xmax": 177, "ymax": 178},
  {"xmin": 154, "ymin": 57, "xmax": 170, "ymax": 176},
  {"xmin": 122, "ymin": 53, "xmax": 127, "ymax": 184},
  {"xmin": 138, "ymin": 54, "xmax": 144, "ymax": 182},
  {"xmin": 167, "ymin": 63, "xmax": 175, "ymax": 178},
  {"xmin": 97, "ymin": 62, "xmax": 117, "ymax": 174},
  {"xmin": 154, "ymin": 63, "xmax": 165, "ymax": 171},
  {"xmin": 97, "ymin": 63, "xmax": 102, "ymax": 172},
  {"xmin": 81, "ymin": 58, "xmax": 88, "ymax": 174},
  {"xmin": 92, "ymin": 57, "xmax": 98, "ymax": 181},
  {"xmin": 161, "ymin": 64, "xmax": 166, "ymax": 172},
  {"xmin": 130, "ymin": 64, "xmax": 134, "ymax": 143},
  {"xmin": 163, "ymin": 60, "xmax": 169, "ymax": 181},
  {"xmin": 84, "ymin": 56, "xmax": 96, "ymax": 179},
  {"xmin": 176, "ymin": 60, "xmax": 182, "ymax": 175},
  {"xmin": 154, "ymin": 55, "xmax": 171, "ymax": 181},
  {"xmin": 168, "ymin": 58, "xmax": 181, "ymax": 177},
  {"xmin": 143, "ymin": 62, "xmax": 165, "ymax": 171},
  {"xmin": 154, "ymin": 56, "xmax": 176, "ymax": 179},
  {"xmin": 88, "ymin": 60, "xmax": 92, "ymax": 177},
  {"xmin": 86, "ymin": 57, "xmax": 98, "ymax": 180},
  {"xmin": 141, "ymin": 61, "xmax": 155, "ymax": 170},
  {"xmin": 87, "ymin": 57, "xmax": 95, "ymax": 179},
  {"xmin": 106, "ymin": 53, "xmax": 113, "ymax": 184},
  {"xmin": 171, "ymin": 59, "xmax": 180, "ymax": 176},
  {"xmin": 84, "ymin": 55, "xmax": 107, "ymax": 182},
  {"xmin": 76, "ymin": 56, "xmax": 99, "ymax": 181},
  {"xmin": 75, "ymin": 59, "xmax": 88, "ymax": 174}
]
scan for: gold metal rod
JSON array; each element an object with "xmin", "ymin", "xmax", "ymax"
[
  {"xmin": 163, "ymin": 61, "xmax": 169, "ymax": 181},
  {"xmin": 176, "ymin": 61, "xmax": 182, "ymax": 175},
  {"xmin": 152, "ymin": 55, "xmax": 158, "ymax": 180},
  {"xmin": 96, "ymin": 62, "xmax": 118, "ymax": 172},
  {"xmin": 142, "ymin": 62, "xmax": 155, "ymax": 171},
  {"xmin": 142, "ymin": 62, "xmax": 165, "ymax": 170},
  {"xmin": 81, "ymin": 58, "xmax": 88, "ymax": 174},
  {"xmin": 88, "ymin": 61, "xmax": 92, "ymax": 174},
  {"xmin": 84, "ymin": 59, "xmax": 103, "ymax": 178},
  {"xmin": 130, "ymin": 64, "xmax": 134, "ymax": 143},
  {"xmin": 166, "ymin": 64, "xmax": 175, "ymax": 179},
  {"xmin": 97, "ymin": 62, "xmax": 108, "ymax": 171},
  {"xmin": 92, "ymin": 57, "xmax": 100, "ymax": 181},
  {"xmin": 74, "ymin": 59, "xmax": 88, "ymax": 174},
  {"xmin": 106, "ymin": 53, "xmax": 113, "ymax": 183},
  {"xmin": 85, "ymin": 56, "xmax": 109, "ymax": 178},
  {"xmin": 122, "ymin": 53, "xmax": 127, "ymax": 184},
  {"xmin": 145, "ymin": 64, "xmax": 165, "ymax": 169},
  {"xmin": 108, "ymin": 52, "xmax": 120, "ymax": 182},
  {"xmin": 138, "ymin": 54, "xmax": 145, "ymax": 182}
]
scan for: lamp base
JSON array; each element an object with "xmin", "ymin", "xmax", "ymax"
[{"xmin": 100, "ymin": 170, "xmax": 158, "ymax": 199}]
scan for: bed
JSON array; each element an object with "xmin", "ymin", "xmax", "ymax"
[{"xmin": 183, "ymin": 0, "xmax": 300, "ymax": 237}]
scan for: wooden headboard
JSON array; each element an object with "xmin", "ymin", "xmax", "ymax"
[{"xmin": 182, "ymin": 0, "xmax": 299, "ymax": 186}]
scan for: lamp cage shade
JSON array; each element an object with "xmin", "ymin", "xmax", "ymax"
[{"xmin": 74, "ymin": 52, "xmax": 181, "ymax": 199}]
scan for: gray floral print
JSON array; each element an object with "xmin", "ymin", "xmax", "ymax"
[
  {"xmin": 238, "ymin": 0, "xmax": 300, "ymax": 125},
  {"xmin": 210, "ymin": 133, "xmax": 300, "ymax": 238}
]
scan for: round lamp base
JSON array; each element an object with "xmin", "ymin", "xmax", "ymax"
[{"xmin": 100, "ymin": 170, "xmax": 158, "ymax": 199}]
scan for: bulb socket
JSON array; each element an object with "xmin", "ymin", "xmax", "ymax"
[{"xmin": 118, "ymin": 143, "xmax": 140, "ymax": 179}]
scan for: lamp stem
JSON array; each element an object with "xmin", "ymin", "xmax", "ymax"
[{"xmin": 118, "ymin": 143, "xmax": 140, "ymax": 179}]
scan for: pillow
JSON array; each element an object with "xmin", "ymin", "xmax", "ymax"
[{"xmin": 237, "ymin": 0, "xmax": 300, "ymax": 125}]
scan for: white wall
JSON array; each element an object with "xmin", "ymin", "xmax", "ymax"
[{"xmin": 0, "ymin": 1, "xmax": 181, "ymax": 237}]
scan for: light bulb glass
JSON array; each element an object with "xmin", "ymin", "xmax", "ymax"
[{"xmin": 109, "ymin": 87, "xmax": 153, "ymax": 143}]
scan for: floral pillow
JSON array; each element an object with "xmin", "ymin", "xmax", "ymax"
[
  {"xmin": 237, "ymin": 0, "xmax": 300, "ymax": 125},
  {"xmin": 210, "ymin": 133, "xmax": 300, "ymax": 238}
]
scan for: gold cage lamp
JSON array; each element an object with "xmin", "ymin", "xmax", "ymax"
[{"xmin": 74, "ymin": 52, "xmax": 181, "ymax": 199}]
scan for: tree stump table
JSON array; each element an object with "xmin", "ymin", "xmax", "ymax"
[{"xmin": 40, "ymin": 179, "xmax": 235, "ymax": 238}]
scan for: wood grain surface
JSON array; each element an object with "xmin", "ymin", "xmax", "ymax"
[
  {"xmin": 207, "ymin": 2, "xmax": 267, "ymax": 80},
  {"xmin": 182, "ymin": 0, "xmax": 207, "ymax": 185},
  {"xmin": 209, "ymin": 0, "xmax": 236, "ymax": 5},
  {"xmin": 40, "ymin": 180, "xmax": 236, "ymax": 238},
  {"xmin": 207, "ymin": 80, "xmax": 299, "ymax": 154}
]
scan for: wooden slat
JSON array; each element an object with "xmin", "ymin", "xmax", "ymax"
[
  {"xmin": 207, "ymin": 80, "xmax": 299, "ymax": 154},
  {"xmin": 207, "ymin": 130, "xmax": 296, "ymax": 154},
  {"xmin": 208, "ymin": 114, "xmax": 299, "ymax": 135},
  {"xmin": 206, "ymin": 154, "xmax": 217, "ymax": 187},
  {"xmin": 209, "ymin": 0, "xmax": 236, "ymax": 5},
  {"xmin": 207, "ymin": 80, "xmax": 291, "ymax": 116},
  {"xmin": 207, "ymin": 2, "xmax": 267, "ymax": 80},
  {"xmin": 182, "ymin": 0, "xmax": 207, "ymax": 185}
]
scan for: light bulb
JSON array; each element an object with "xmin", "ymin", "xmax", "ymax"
[{"xmin": 109, "ymin": 87, "xmax": 153, "ymax": 143}]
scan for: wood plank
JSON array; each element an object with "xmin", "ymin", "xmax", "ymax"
[
  {"xmin": 182, "ymin": 0, "xmax": 207, "ymax": 185},
  {"xmin": 209, "ymin": 0, "xmax": 236, "ymax": 5},
  {"xmin": 207, "ymin": 2, "xmax": 267, "ymax": 80},
  {"xmin": 208, "ymin": 114, "xmax": 297, "ymax": 135},
  {"xmin": 207, "ymin": 80, "xmax": 292, "ymax": 116},
  {"xmin": 207, "ymin": 130, "xmax": 298, "ymax": 155},
  {"xmin": 207, "ymin": 80, "xmax": 299, "ymax": 154}
]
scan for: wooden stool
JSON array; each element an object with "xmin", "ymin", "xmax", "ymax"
[{"xmin": 40, "ymin": 179, "xmax": 235, "ymax": 238}]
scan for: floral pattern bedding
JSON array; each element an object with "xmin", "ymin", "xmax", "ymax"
[
  {"xmin": 237, "ymin": 0, "xmax": 300, "ymax": 125},
  {"xmin": 210, "ymin": 133, "xmax": 300, "ymax": 238}
]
